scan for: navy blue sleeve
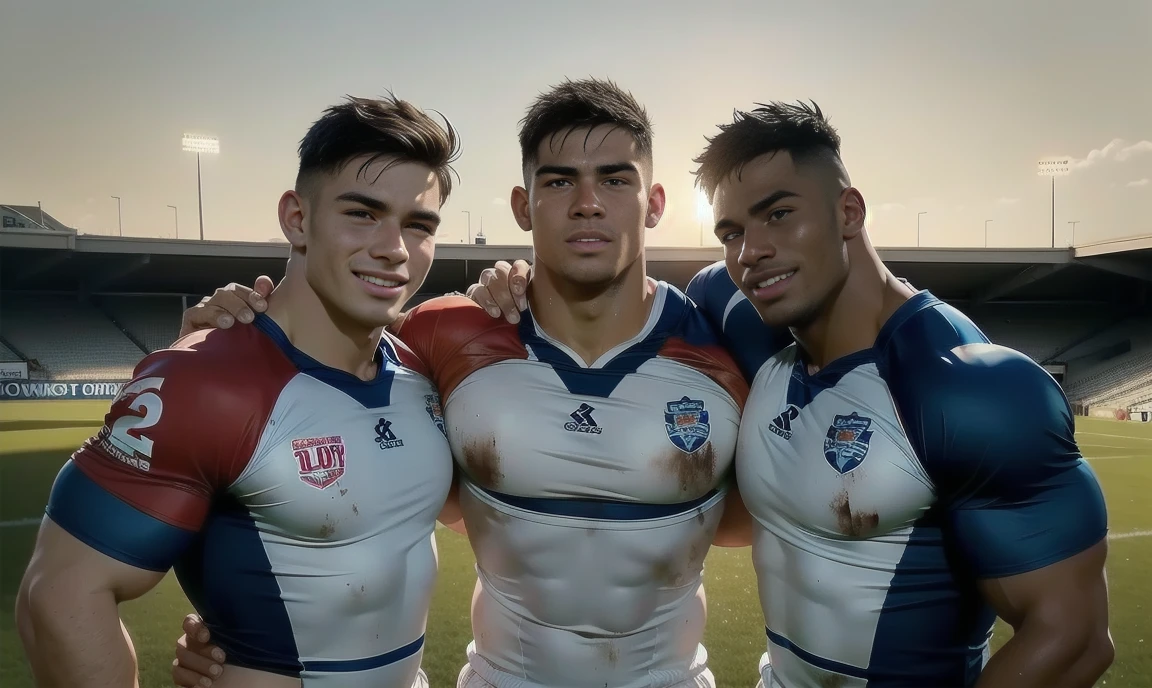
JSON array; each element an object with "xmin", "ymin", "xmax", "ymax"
[
  {"xmin": 890, "ymin": 342, "xmax": 1107, "ymax": 580},
  {"xmin": 685, "ymin": 262, "xmax": 792, "ymax": 381}
]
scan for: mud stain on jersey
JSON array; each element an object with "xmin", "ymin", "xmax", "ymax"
[
  {"xmin": 651, "ymin": 559, "xmax": 685, "ymax": 587},
  {"xmin": 653, "ymin": 442, "xmax": 717, "ymax": 496},
  {"xmin": 319, "ymin": 514, "xmax": 338, "ymax": 538},
  {"xmin": 352, "ymin": 503, "xmax": 360, "ymax": 516},
  {"xmin": 462, "ymin": 435, "xmax": 504, "ymax": 488},
  {"xmin": 819, "ymin": 674, "xmax": 846, "ymax": 688},
  {"xmin": 596, "ymin": 640, "xmax": 619, "ymax": 668},
  {"xmin": 830, "ymin": 489, "xmax": 878, "ymax": 537}
]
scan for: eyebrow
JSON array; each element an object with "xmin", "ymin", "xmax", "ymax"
[
  {"xmin": 336, "ymin": 191, "xmax": 441, "ymax": 225},
  {"xmin": 748, "ymin": 190, "xmax": 800, "ymax": 217},
  {"xmin": 533, "ymin": 162, "xmax": 640, "ymax": 178},
  {"xmin": 713, "ymin": 189, "xmax": 802, "ymax": 236}
]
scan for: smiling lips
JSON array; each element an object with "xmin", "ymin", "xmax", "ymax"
[
  {"xmin": 354, "ymin": 271, "xmax": 406, "ymax": 298},
  {"xmin": 745, "ymin": 270, "xmax": 796, "ymax": 300}
]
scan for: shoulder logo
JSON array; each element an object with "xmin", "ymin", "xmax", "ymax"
[
  {"xmin": 564, "ymin": 403, "xmax": 603, "ymax": 434},
  {"xmin": 375, "ymin": 417, "xmax": 405, "ymax": 450},
  {"xmin": 823, "ymin": 412, "xmax": 873, "ymax": 474},
  {"xmin": 769, "ymin": 404, "xmax": 800, "ymax": 440},
  {"xmin": 664, "ymin": 396, "xmax": 710, "ymax": 453},
  {"xmin": 424, "ymin": 394, "xmax": 447, "ymax": 437},
  {"xmin": 99, "ymin": 375, "xmax": 166, "ymax": 472},
  {"xmin": 293, "ymin": 435, "xmax": 346, "ymax": 489}
]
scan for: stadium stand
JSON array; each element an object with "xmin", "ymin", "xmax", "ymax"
[
  {"xmin": 2, "ymin": 204, "xmax": 1150, "ymax": 413},
  {"xmin": 0, "ymin": 293, "xmax": 145, "ymax": 380},
  {"xmin": 95, "ymin": 295, "xmax": 184, "ymax": 353}
]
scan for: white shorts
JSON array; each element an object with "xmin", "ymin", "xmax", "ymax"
[
  {"xmin": 455, "ymin": 641, "xmax": 715, "ymax": 688},
  {"xmin": 414, "ymin": 668, "xmax": 430, "ymax": 688},
  {"xmin": 753, "ymin": 652, "xmax": 772, "ymax": 688}
]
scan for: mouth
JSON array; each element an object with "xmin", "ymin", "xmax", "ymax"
[
  {"xmin": 746, "ymin": 270, "xmax": 796, "ymax": 300},
  {"xmin": 354, "ymin": 271, "xmax": 407, "ymax": 298}
]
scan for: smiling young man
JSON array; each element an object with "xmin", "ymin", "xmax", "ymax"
[
  {"xmin": 16, "ymin": 95, "xmax": 461, "ymax": 688},
  {"xmin": 169, "ymin": 78, "xmax": 749, "ymax": 688},
  {"xmin": 687, "ymin": 101, "xmax": 1113, "ymax": 688}
]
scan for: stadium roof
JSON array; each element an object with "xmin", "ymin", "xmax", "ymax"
[{"xmin": 1, "ymin": 222, "xmax": 1149, "ymax": 307}]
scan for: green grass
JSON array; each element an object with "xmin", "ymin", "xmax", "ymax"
[{"xmin": 1, "ymin": 401, "xmax": 1151, "ymax": 687}]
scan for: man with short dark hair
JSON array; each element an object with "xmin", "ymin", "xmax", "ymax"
[
  {"xmin": 16, "ymin": 94, "xmax": 462, "ymax": 688},
  {"xmin": 687, "ymin": 100, "xmax": 1113, "ymax": 688},
  {"xmin": 171, "ymin": 78, "xmax": 750, "ymax": 688}
]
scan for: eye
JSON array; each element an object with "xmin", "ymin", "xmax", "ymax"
[
  {"xmin": 545, "ymin": 178, "xmax": 572, "ymax": 188},
  {"xmin": 408, "ymin": 223, "xmax": 435, "ymax": 235},
  {"xmin": 768, "ymin": 208, "xmax": 792, "ymax": 222},
  {"xmin": 719, "ymin": 229, "xmax": 743, "ymax": 244},
  {"xmin": 345, "ymin": 209, "xmax": 373, "ymax": 220},
  {"xmin": 604, "ymin": 178, "xmax": 627, "ymax": 186}
]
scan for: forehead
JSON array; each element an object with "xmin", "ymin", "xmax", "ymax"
[
  {"xmin": 328, "ymin": 155, "xmax": 441, "ymax": 206},
  {"xmin": 533, "ymin": 125, "xmax": 642, "ymax": 168},
  {"xmin": 713, "ymin": 151, "xmax": 805, "ymax": 211}
]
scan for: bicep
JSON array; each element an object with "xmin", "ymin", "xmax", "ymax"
[
  {"xmin": 977, "ymin": 539, "xmax": 1109, "ymax": 631},
  {"xmin": 24, "ymin": 517, "xmax": 166, "ymax": 604}
]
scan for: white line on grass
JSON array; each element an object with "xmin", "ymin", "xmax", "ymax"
[
  {"xmin": 0, "ymin": 517, "xmax": 41, "ymax": 529},
  {"xmin": 1111, "ymin": 530, "xmax": 1152, "ymax": 541},
  {"xmin": 1085, "ymin": 455, "xmax": 1143, "ymax": 461},
  {"xmin": 1079, "ymin": 432, "xmax": 1152, "ymax": 442}
]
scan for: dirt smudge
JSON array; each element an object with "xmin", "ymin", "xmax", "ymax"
[
  {"xmin": 462, "ymin": 436, "xmax": 504, "ymax": 488},
  {"xmin": 829, "ymin": 490, "xmax": 878, "ymax": 537},
  {"xmin": 653, "ymin": 442, "xmax": 717, "ymax": 496}
]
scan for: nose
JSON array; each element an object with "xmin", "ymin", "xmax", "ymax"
[
  {"xmin": 568, "ymin": 180, "xmax": 605, "ymax": 220},
  {"xmin": 738, "ymin": 228, "xmax": 776, "ymax": 268},
  {"xmin": 368, "ymin": 220, "xmax": 409, "ymax": 264}
]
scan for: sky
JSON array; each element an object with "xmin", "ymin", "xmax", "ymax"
[{"xmin": 1, "ymin": 0, "xmax": 1149, "ymax": 249}]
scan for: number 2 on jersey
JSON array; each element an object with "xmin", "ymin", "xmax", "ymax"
[{"xmin": 108, "ymin": 376, "xmax": 166, "ymax": 459}]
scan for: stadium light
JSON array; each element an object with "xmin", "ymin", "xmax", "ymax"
[
  {"xmin": 167, "ymin": 204, "xmax": 178, "ymax": 238},
  {"xmin": 110, "ymin": 196, "xmax": 122, "ymax": 236},
  {"xmin": 1068, "ymin": 220, "xmax": 1080, "ymax": 247},
  {"xmin": 1037, "ymin": 158, "xmax": 1071, "ymax": 248},
  {"xmin": 182, "ymin": 134, "xmax": 220, "ymax": 241},
  {"xmin": 917, "ymin": 211, "xmax": 927, "ymax": 246},
  {"xmin": 461, "ymin": 210, "xmax": 471, "ymax": 243},
  {"xmin": 984, "ymin": 219, "xmax": 992, "ymax": 247}
]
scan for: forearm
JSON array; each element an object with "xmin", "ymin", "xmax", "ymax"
[
  {"xmin": 18, "ymin": 583, "xmax": 139, "ymax": 687},
  {"xmin": 977, "ymin": 623, "xmax": 1112, "ymax": 688}
]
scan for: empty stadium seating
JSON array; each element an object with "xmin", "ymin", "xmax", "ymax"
[
  {"xmin": 0, "ymin": 339, "xmax": 19, "ymax": 361},
  {"xmin": 967, "ymin": 304, "xmax": 1120, "ymax": 363},
  {"xmin": 96, "ymin": 295, "xmax": 184, "ymax": 353},
  {"xmin": 0, "ymin": 294, "xmax": 146, "ymax": 380}
]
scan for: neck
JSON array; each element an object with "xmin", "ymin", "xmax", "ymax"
[
  {"xmin": 528, "ymin": 255, "xmax": 656, "ymax": 365},
  {"xmin": 791, "ymin": 233, "xmax": 915, "ymax": 371},
  {"xmin": 265, "ymin": 258, "xmax": 384, "ymax": 380}
]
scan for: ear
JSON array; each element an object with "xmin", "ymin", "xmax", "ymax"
[
  {"xmin": 510, "ymin": 186, "xmax": 532, "ymax": 233},
  {"xmin": 279, "ymin": 190, "xmax": 307, "ymax": 249},
  {"xmin": 840, "ymin": 187, "xmax": 866, "ymax": 240},
  {"xmin": 645, "ymin": 182, "xmax": 666, "ymax": 229}
]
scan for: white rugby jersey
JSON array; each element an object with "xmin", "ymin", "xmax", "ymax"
[
  {"xmin": 688, "ymin": 263, "xmax": 1107, "ymax": 688},
  {"xmin": 46, "ymin": 314, "xmax": 454, "ymax": 687},
  {"xmin": 398, "ymin": 284, "xmax": 748, "ymax": 688}
]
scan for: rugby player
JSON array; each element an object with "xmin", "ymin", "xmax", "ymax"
[
  {"xmin": 16, "ymin": 94, "xmax": 462, "ymax": 688},
  {"xmin": 471, "ymin": 101, "xmax": 1115, "ymax": 687},
  {"xmin": 171, "ymin": 78, "xmax": 750, "ymax": 688}
]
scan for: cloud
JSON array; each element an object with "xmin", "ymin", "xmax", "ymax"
[
  {"xmin": 996, "ymin": 197, "xmax": 1021, "ymax": 206},
  {"xmin": 1127, "ymin": 178, "xmax": 1150, "ymax": 188},
  {"xmin": 491, "ymin": 197, "xmax": 504, "ymax": 206},
  {"xmin": 1070, "ymin": 138, "xmax": 1152, "ymax": 172}
]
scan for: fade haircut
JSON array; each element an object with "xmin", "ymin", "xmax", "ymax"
[
  {"xmin": 296, "ymin": 93, "xmax": 461, "ymax": 206},
  {"xmin": 692, "ymin": 100, "xmax": 844, "ymax": 202},
  {"xmin": 518, "ymin": 78, "xmax": 653, "ymax": 180}
]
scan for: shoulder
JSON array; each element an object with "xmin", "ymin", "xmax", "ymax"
[
  {"xmin": 655, "ymin": 284, "xmax": 750, "ymax": 408},
  {"xmin": 398, "ymin": 295, "xmax": 520, "ymax": 348}
]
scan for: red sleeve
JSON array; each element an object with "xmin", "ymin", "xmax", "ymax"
[
  {"xmin": 659, "ymin": 337, "xmax": 750, "ymax": 409},
  {"xmin": 70, "ymin": 326, "xmax": 299, "ymax": 532},
  {"xmin": 395, "ymin": 295, "xmax": 527, "ymax": 399}
]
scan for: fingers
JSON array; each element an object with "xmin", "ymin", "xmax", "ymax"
[
  {"xmin": 172, "ymin": 658, "xmax": 214, "ymax": 687},
  {"xmin": 175, "ymin": 640, "xmax": 224, "ymax": 682},
  {"xmin": 466, "ymin": 283, "xmax": 504, "ymax": 321},
  {"xmin": 508, "ymin": 260, "xmax": 531, "ymax": 312},
  {"xmin": 253, "ymin": 275, "xmax": 275, "ymax": 301},
  {"xmin": 478, "ymin": 262, "xmax": 521, "ymax": 323},
  {"xmin": 182, "ymin": 614, "xmax": 211, "ymax": 646}
]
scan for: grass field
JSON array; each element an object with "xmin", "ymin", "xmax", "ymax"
[{"xmin": 2, "ymin": 400, "xmax": 1150, "ymax": 687}]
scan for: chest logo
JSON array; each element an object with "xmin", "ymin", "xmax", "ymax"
[
  {"xmin": 375, "ymin": 417, "xmax": 405, "ymax": 450},
  {"xmin": 664, "ymin": 396, "xmax": 710, "ymax": 453},
  {"xmin": 292, "ymin": 435, "xmax": 346, "ymax": 490},
  {"xmin": 769, "ymin": 404, "xmax": 800, "ymax": 440},
  {"xmin": 823, "ymin": 412, "xmax": 874, "ymax": 474},
  {"xmin": 424, "ymin": 394, "xmax": 447, "ymax": 437},
  {"xmin": 565, "ymin": 403, "xmax": 603, "ymax": 434}
]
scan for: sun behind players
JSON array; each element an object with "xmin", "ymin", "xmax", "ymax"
[{"xmin": 15, "ymin": 95, "xmax": 461, "ymax": 688}]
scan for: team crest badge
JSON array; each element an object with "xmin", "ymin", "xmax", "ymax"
[
  {"xmin": 664, "ymin": 396, "xmax": 710, "ymax": 453},
  {"xmin": 292, "ymin": 435, "xmax": 346, "ymax": 489},
  {"xmin": 823, "ymin": 412, "xmax": 873, "ymax": 474},
  {"xmin": 425, "ymin": 394, "xmax": 446, "ymax": 437}
]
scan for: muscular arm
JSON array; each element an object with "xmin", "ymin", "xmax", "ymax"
[
  {"xmin": 975, "ymin": 540, "xmax": 1112, "ymax": 688},
  {"xmin": 16, "ymin": 519, "xmax": 165, "ymax": 687}
]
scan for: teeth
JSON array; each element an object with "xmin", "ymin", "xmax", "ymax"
[
  {"xmin": 757, "ymin": 272, "xmax": 795, "ymax": 289},
  {"xmin": 356, "ymin": 274, "xmax": 401, "ymax": 288},
  {"xmin": 575, "ymin": 238, "xmax": 602, "ymax": 242}
]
